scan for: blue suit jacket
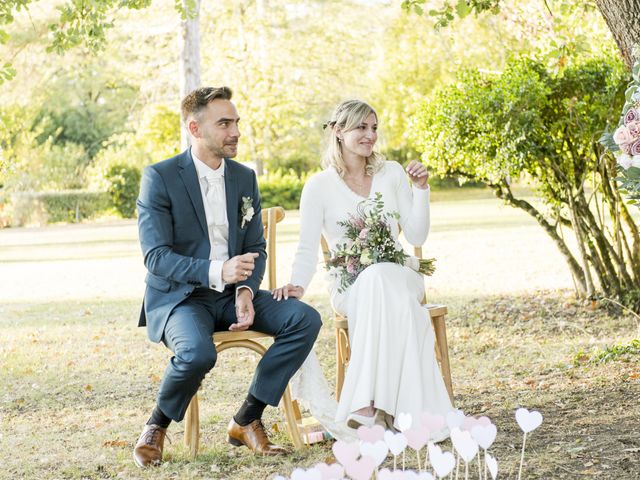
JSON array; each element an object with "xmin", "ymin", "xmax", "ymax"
[{"xmin": 136, "ymin": 149, "xmax": 266, "ymax": 343}]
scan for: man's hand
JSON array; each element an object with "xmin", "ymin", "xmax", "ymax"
[
  {"xmin": 406, "ymin": 160, "xmax": 429, "ymax": 189},
  {"xmin": 272, "ymin": 283, "xmax": 305, "ymax": 301},
  {"xmin": 230, "ymin": 288, "xmax": 255, "ymax": 332},
  {"xmin": 222, "ymin": 252, "xmax": 259, "ymax": 284}
]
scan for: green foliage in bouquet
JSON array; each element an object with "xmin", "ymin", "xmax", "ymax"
[{"xmin": 326, "ymin": 192, "xmax": 435, "ymax": 292}]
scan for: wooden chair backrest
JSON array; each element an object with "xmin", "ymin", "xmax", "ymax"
[{"xmin": 262, "ymin": 206, "xmax": 285, "ymax": 290}]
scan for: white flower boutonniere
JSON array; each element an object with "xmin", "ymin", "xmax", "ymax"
[{"xmin": 241, "ymin": 196, "xmax": 255, "ymax": 229}]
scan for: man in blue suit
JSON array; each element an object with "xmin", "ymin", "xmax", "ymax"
[{"xmin": 133, "ymin": 86, "xmax": 321, "ymax": 467}]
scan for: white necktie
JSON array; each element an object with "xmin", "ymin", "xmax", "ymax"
[{"xmin": 204, "ymin": 175, "xmax": 226, "ymax": 226}]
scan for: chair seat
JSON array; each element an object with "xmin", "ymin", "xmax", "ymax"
[
  {"xmin": 213, "ymin": 330, "xmax": 272, "ymax": 342},
  {"xmin": 333, "ymin": 304, "xmax": 448, "ymax": 329}
]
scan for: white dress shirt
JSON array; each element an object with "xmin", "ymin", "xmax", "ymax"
[{"xmin": 192, "ymin": 151, "xmax": 229, "ymax": 292}]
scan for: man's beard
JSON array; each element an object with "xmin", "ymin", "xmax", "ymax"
[{"xmin": 208, "ymin": 141, "xmax": 238, "ymax": 159}]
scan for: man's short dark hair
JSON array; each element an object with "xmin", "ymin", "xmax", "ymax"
[{"xmin": 181, "ymin": 86, "xmax": 233, "ymax": 122}]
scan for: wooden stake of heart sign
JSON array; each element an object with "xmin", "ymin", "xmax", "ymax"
[
  {"xmin": 450, "ymin": 427, "xmax": 479, "ymax": 463},
  {"xmin": 313, "ymin": 462, "xmax": 345, "ymax": 480},
  {"xmin": 515, "ymin": 408, "xmax": 543, "ymax": 433},
  {"xmin": 290, "ymin": 467, "xmax": 322, "ymax": 480},
  {"xmin": 485, "ymin": 453, "xmax": 498, "ymax": 480},
  {"xmin": 397, "ymin": 412, "xmax": 413, "ymax": 432},
  {"xmin": 360, "ymin": 440, "xmax": 389, "ymax": 467},
  {"xmin": 470, "ymin": 424, "xmax": 497, "ymax": 450},
  {"xmin": 344, "ymin": 456, "xmax": 376, "ymax": 480},
  {"xmin": 332, "ymin": 440, "xmax": 360, "ymax": 466},
  {"xmin": 357, "ymin": 424, "xmax": 386, "ymax": 443},
  {"xmin": 427, "ymin": 443, "xmax": 456, "ymax": 478},
  {"xmin": 384, "ymin": 431, "xmax": 408, "ymax": 456}
]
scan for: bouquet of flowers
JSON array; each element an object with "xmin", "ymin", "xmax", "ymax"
[
  {"xmin": 600, "ymin": 45, "xmax": 640, "ymax": 206},
  {"xmin": 325, "ymin": 192, "xmax": 435, "ymax": 292}
]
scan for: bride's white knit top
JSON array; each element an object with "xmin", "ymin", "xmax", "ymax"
[{"xmin": 290, "ymin": 160, "xmax": 430, "ymax": 291}]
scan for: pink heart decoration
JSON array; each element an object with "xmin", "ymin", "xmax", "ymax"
[
  {"xmin": 445, "ymin": 409, "xmax": 465, "ymax": 430},
  {"xmin": 420, "ymin": 413, "xmax": 445, "ymax": 435},
  {"xmin": 378, "ymin": 469, "xmax": 402, "ymax": 480},
  {"xmin": 291, "ymin": 467, "xmax": 322, "ymax": 480},
  {"xmin": 477, "ymin": 416, "xmax": 491, "ymax": 427},
  {"xmin": 450, "ymin": 427, "xmax": 479, "ymax": 463},
  {"xmin": 360, "ymin": 440, "xmax": 389, "ymax": 467},
  {"xmin": 427, "ymin": 443, "xmax": 455, "ymax": 478},
  {"xmin": 404, "ymin": 426, "xmax": 430, "ymax": 451},
  {"xmin": 344, "ymin": 456, "xmax": 376, "ymax": 480},
  {"xmin": 515, "ymin": 408, "xmax": 543, "ymax": 433},
  {"xmin": 357, "ymin": 424, "xmax": 385, "ymax": 443},
  {"xmin": 461, "ymin": 415, "xmax": 478, "ymax": 431},
  {"xmin": 314, "ymin": 462, "xmax": 345, "ymax": 480},
  {"xmin": 485, "ymin": 452, "xmax": 498, "ymax": 479},
  {"xmin": 470, "ymin": 424, "xmax": 497, "ymax": 450},
  {"xmin": 332, "ymin": 440, "xmax": 360, "ymax": 466},
  {"xmin": 384, "ymin": 430, "xmax": 408, "ymax": 456}
]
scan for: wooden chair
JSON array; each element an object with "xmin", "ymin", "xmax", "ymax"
[
  {"xmin": 320, "ymin": 237, "xmax": 454, "ymax": 403},
  {"xmin": 183, "ymin": 206, "xmax": 304, "ymax": 457}
]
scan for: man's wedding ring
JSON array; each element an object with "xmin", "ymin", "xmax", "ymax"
[{"xmin": 244, "ymin": 271, "xmax": 249, "ymax": 277}]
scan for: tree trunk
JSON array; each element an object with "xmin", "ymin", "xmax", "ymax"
[
  {"xmin": 595, "ymin": 0, "xmax": 640, "ymax": 69},
  {"xmin": 179, "ymin": 0, "xmax": 202, "ymax": 151}
]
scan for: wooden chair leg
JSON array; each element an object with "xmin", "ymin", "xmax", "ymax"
[
  {"xmin": 432, "ymin": 314, "xmax": 454, "ymax": 402},
  {"xmin": 335, "ymin": 326, "xmax": 345, "ymax": 400},
  {"xmin": 280, "ymin": 385, "xmax": 304, "ymax": 449},
  {"xmin": 184, "ymin": 394, "xmax": 200, "ymax": 458}
]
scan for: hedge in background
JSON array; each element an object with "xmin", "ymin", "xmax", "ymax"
[
  {"xmin": 10, "ymin": 191, "xmax": 111, "ymax": 225},
  {"xmin": 105, "ymin": 164, "xmax": 141, "ymax": 218},
  {"xmin": 258, "ymin": 170, "xmax": 308, "ymax": 210}
]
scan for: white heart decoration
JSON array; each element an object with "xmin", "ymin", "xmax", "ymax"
[
  {"xmin": 427, "ymin": 442, "xmax": 455, "ymax": 478},
  {"xmin": 313, "ymin": 462, "xmax": 345, "ymax": 480},
  {"xmin": 397, "ymin": 412, "xmax": 413, "ymax": 432},
  {"xmin": 450, "ymin": 427, "xmax": 479, "ymax": 463},
  {"xmin": 291, "ymin": 467, "xmax": 322, "ymax": 480},
  {"xmin": 360, "ymin": 440, "xmax": 389, "ymax": 467},
  {"xmin": 515, "ymin": 408, "xmax": 543, "ymax": 433},
  {"xmin": 378, "ymin": 469, "xmax": 404, "ymax": 480},
  {"xmin": 273, "ymin": 476, "xmax": 288, "ymax": 480},
  {"xmin": 485, "ymin": 452, "xmax": 498, "ymax": 479},
  {"xmin": 402, "ymin": 471, "xmax": 419, "ymax": 480},
  {"xmin": 417, "ymin": 473, "xmax": 434, "ymax": 480},
  {"xmin": 384, "ymin": 430, "xmax": 408, "ymax": 456},
  {"xmin": 445, "ymin": 409, "xmax": 465, "ymax": 430},
  {"xmin": 471, "ymin": 424, "xmax": 497, "ymax": 450}
]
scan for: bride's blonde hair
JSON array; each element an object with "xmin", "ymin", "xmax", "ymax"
[{"xmin": 321, "ymin": 99, "xmax": 385, "ymax": 177}]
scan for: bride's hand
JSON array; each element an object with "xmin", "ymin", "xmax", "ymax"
[
  {"xmin": 406, "ymin": 160, "xmax": 429, "ymax": 189},
  {"xmin": 272, "ymin": 283, "xmax": 305, "ymax": 301}
]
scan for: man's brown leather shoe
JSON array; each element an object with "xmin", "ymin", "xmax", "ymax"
[
  {"xmin": 227, "ymin": 419, "xmax": 288, "ymax": 456},
  {"xmin": 133, "ymin": 424, "xmax": 167, "ymax": 468}
]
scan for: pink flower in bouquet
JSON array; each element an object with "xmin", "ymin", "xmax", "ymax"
[
  {"xmin": 353, "ymin": 217, "xmax": 365, "ymax": 229},
  {"xmin": 630, "ymin": 140, "xmax": 640, "ymax": 156},
  {"xmin": 614, "ymin": 125, "xmax": 634, "ymax": 146},
  {"xmin": 358, "ymin": 228, "xmax": 369, "ymax": 240},
  {"xmin": 346, "ymin": 258, "xmax": 357, "ymax": 274},
  {"xmin": 627, "ymin": 120, "xmax": 640, "ymax": 138},
  {"xmin": 624, "ymin": 107, "xmax": 639, "ymax": 125}
]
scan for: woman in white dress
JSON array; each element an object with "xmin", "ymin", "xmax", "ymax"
[{"xmin": 273, "ymin": 99, "xmax": 453, "ymax": 432}]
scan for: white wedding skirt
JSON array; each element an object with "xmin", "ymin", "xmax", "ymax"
[{"xmin": 290, "ymin": 262, "xmax": 453, "ymax": 440}]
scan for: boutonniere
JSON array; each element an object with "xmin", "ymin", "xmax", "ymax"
[{"xmin": 241, "ymin": 196, "xmax": 255, "ymax": 229}]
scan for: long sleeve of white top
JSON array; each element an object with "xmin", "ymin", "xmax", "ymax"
[{"xmin": 390, "ymin": 161, "xmax": 430, "ymax": 246}]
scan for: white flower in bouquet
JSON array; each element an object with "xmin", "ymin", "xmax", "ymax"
[{"xmin": 617, "ymin": 153, "xmax": 634, "ymax": 170}]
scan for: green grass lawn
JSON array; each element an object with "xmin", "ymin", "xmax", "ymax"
[{"xmin": 1, "ymin": 193, "xmax": 638, "ymax": 479}]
